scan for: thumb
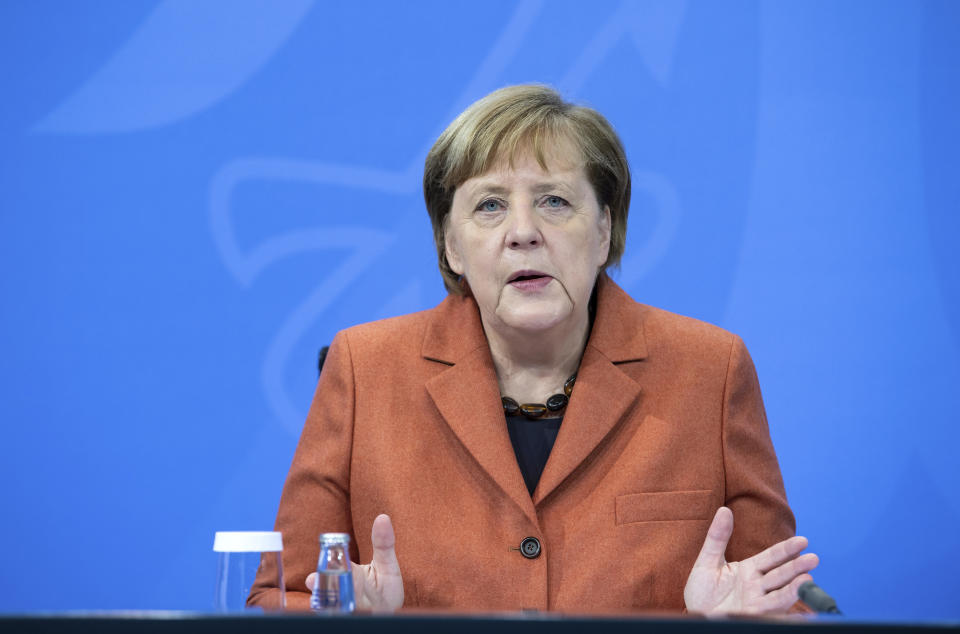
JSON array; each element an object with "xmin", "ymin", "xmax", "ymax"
[
  {"xmin": 692, "ymin": 506, "xmax": 734, "ymax": 571},
  {"xmin": 370, "ymin": 514, "xmax": 400, "ymax": 575}
]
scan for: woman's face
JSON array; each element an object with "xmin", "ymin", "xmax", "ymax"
[{"xmin": 445, "ymin": 143, "xmax": 611, "ymax": 337}]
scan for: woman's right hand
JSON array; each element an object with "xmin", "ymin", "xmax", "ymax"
[{"xmin": 306, "ymin": 514, "xmax": 404, "ymax": 612}]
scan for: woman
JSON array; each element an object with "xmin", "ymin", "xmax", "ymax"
[{"xmin": 249, "ymin": 85, "xmax": 818, "ymax": 613}]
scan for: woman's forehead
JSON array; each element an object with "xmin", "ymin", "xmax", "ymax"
[{"xmin": 461, "ymin": 139, "xmax": 586, "ymax": 188}]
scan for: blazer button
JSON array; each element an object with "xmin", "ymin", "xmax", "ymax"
[{"xmin": 520, "ymin": 537, "xmax": 541, "ymax": 559}]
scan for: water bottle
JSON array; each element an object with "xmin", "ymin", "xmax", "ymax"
[{"xmin": 310, "ymin": 533, "xmax": 356, "ymax": 613}]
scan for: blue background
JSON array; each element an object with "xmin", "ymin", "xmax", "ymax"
[{"xmin": 1, "ymin": 0, "xmax": 958, "ymax": 620}]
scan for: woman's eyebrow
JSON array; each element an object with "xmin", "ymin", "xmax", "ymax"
[
  {"xmin": 530, "ymin": 182, "xmax": 573, "ymax": 194},
  {"xmin": 462, "ymin": 181, "xmax": 510, "ymax": 198},
  {"xmin": 464, "ymin": 180, "xmax": 576, "ymax": 198}
]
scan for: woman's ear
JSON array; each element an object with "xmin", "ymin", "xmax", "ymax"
[
  {"xmin": 597, "ymin": 204, "xmax": 612, "ymax": 265},
  {"xmin": 444, "ymin": 226, "xmax": 464, "ymax": 276}
]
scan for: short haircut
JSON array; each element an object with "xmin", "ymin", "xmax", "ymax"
[{"xmin": 423, "ymin": 84, "xmax": 631, "ymax": 294}]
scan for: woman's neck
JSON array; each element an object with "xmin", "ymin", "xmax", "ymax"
[{"xmin": 482, "ymin": 309, "xmax": 591, "ymax": 405}]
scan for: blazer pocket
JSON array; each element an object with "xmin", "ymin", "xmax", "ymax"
[{"xmin": 615, "ymin": 490, "xmax": 714, "ymax": 525}]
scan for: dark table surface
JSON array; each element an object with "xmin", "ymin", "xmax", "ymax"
[{"xmin": 2, "ymin": 611, "xmax": 958, "ymax": 634}]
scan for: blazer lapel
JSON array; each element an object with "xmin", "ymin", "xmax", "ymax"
[
  {"xmin": 534, "ymin": 276, "xmax": 649, "ymax": 504},
  {"xmin": 532, "ymin": 347, "xmax": 643, "ymax": 504},
  {"xmin": 422, "ymin": 295, "xmax": 539, "ymax": 526}
]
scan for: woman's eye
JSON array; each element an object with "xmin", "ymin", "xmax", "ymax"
[
  {"xmin": 543, "ymin": 195, "xmax": 568, "ymax": 208},
  {"xmin": 477, "ymin": 199, "xmax": 503, "ymax": 212}
]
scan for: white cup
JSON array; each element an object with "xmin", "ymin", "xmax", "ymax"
[{"xmin": 213, "ymin": 531, "xmax": 285, "ymax": 612}]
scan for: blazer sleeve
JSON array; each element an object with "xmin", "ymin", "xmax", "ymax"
[
  {"xmin": 248, "ymin": 330, "xmax": 360, "ymax": 611},
  {"xmin": 721, "ymin": 335, "xmax": 797, "ymax": 562}
]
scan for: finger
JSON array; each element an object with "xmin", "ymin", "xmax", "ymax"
[
  {"xmin": 750, "ymin": 535, "xmax": 809, "ymax": 574},
  {"xmin": 761, "ymin": 552, "xmax": 819, "ymax": 592},
  {"xmin": 691, "ymin": 507, "xmax": 734, "ymax": 571},
  {"xmin": 756, "ymin": 573, "xmax": 813, "ymax": 613},
  {"xmin": 370, "ymin": 514, "xmax": 401, "ymax": 576},
  {"xmin": 305, "ymin": 572, "xmax": 317, "ymax": 591}
]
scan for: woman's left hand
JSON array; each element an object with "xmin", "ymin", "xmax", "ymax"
[{"xmin": 683, "ymin": 507, "xmax": 819, "ymax": 615}]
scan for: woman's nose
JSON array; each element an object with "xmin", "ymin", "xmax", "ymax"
[{"xmin": 505, "ymin": 205, "xmax": 542, "ymax": 249}]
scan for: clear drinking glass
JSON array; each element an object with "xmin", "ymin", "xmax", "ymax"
[
  {"xmin": 213, "ymin": 531, "xmax": 285, "ymax": 612},
  {"xmin": 310, "ymin": 533, "xmax": 355, "ymax": 613}
]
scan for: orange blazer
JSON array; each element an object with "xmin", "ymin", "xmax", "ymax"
[{"xmin": 250, "ymin": 275, "xmax": 795, "ymax": 612}]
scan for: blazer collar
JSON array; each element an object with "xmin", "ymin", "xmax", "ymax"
[
  {"xmin": 584, "ymin": 273, "xmax": 649, "ymax": 363},
  {"xmin": 420, "ymin": 291, "xmax": 489, "ymax": 365},
  {"xmin": 421, "ymin": 275, "xmax": 648, "ymax": 516}
]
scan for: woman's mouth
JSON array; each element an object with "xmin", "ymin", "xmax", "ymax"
[{"xmin": 508, "ymin": 271, "xmax": 553, "ymax": 292}]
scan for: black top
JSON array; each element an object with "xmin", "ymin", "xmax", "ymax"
[{"xmin": 505, "ymin": 415, "xmax": 563, "ymax": 496}]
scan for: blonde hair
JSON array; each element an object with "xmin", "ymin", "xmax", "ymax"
[{"xmin": 423, "ymin": 84, "xmax": 631, "ymax": 294}]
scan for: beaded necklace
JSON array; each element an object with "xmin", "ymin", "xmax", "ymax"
[{"xmin": 501, "ymin": 374, "xmax": 576, "ymax": 419}]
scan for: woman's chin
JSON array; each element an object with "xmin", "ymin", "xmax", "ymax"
[{"xmin": 494, "ymin": 301, "xmax": 574, "ymax": 335}]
